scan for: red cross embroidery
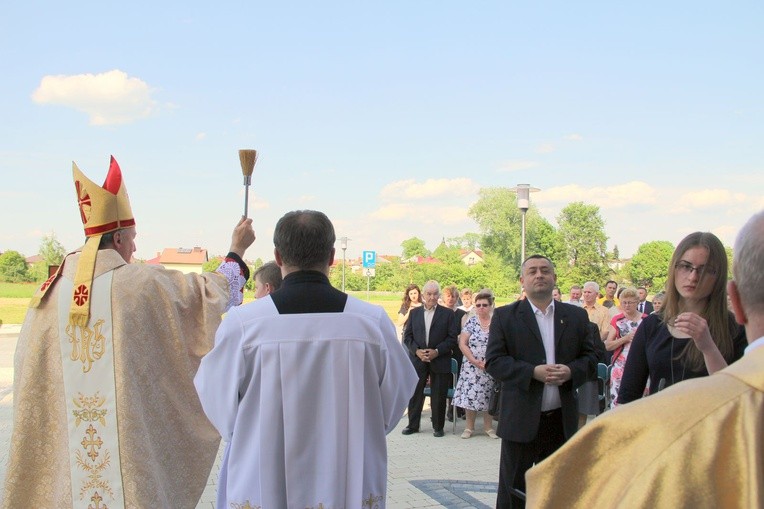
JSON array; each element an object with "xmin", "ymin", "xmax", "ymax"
[
  {"xmin": 73, "ymin": 284, "xmax": 89, "ymax": 306},
  {"xmin": 76, "ymin": 180, "xmax": 92, "ymax": 225},
  {"xmin": 39, "ymin": 274, "xmax": 55, "ymax": 292}
]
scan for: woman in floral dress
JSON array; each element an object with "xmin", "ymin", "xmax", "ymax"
[
  {"xmin": 605, "ymin": 287, "xmax": 647, "ymax": 408},
  {"xmin": 453, "ymin": 289, "xmax": 498, "ymax": 439}
]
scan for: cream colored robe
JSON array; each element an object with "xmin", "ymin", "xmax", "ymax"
[
  {"xmin": 2, "ymin": 250, "xmax": 237, "ymax": 508},
  {"xmin": 526, "ymin": 346, "xmax": 764, "ymax": 508}
]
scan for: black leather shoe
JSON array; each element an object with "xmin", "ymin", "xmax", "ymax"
[
  {"xmin": 401, "ymin": 427, "xmax": 419, "ymax": 435},
  {"xmin": 446, "ymin": 413, "xmax": 454, "ymax": 422},
  {"xmin": 433, "ymin": 430, "xmax": 445, "ymax": 437}
]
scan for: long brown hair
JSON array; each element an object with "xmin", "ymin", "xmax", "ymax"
[
  {"xmin": 661, "ymin": 232, "xmax": 736, "ymax": 371},
  {"xmin": 401, "ymin": 283, "xmax": 422, "ymax": 310}
]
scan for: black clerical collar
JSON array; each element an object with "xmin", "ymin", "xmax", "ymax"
[{"xmin": 281, "ymin": 270, "xmax": 331, "ymax": 286}]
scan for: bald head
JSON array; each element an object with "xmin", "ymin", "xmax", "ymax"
[
  {"xmin": 728, "ymin": 211, "xmax": 764, "ymax": 341},
  {"xmin": 733, "ymin": 212, "xmax": 764, "ymax": 314}
]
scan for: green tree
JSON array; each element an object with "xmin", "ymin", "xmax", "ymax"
[
  {"xmin": 725, "ymin": 245, "xmax": 734, "ymax": 279},
  {"xmin": 0, "ymin": 251, "xmax": 31, "ymax": 282},
  {"xmin": 29, "ymin": 233, "xmax": 68, "ymax": 282},
  {"xmin": 468, "ymin": 187, "xmax": 560, "ymax": 279},
  {"xmin": 555, "ymin": 202, "xmax": 610, "ymax": 286},
  {"xmin": 447, "ymin": 233, "xmax": 482, "ymax": 251},
  {"xmin": 202, "ymin": 256, "xmax": 223, "ymax": 273},
  {"xmin": 401, "ymin": 237, "xmax": 430, "ymax": 259},
  {"xmin": 629, "ymin": 240, "xmax": 674, "ymax": 291},
  {"xmin": 40, "ymin": 233, "xmax": 66, "ymax": 266}
]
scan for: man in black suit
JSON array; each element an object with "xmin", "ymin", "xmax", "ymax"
[
  {"xmin": 402, "ymin": 280, "xmax": 459, "ymax": 437},
  {"xmin": 485, "ymin": 255, "xmax": 596, "ymax": 508},
  {"xmin": 637, "ymin": 286, "xmax": 654, "ymax": 314}
]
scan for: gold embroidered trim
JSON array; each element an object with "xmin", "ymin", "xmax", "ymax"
[
  {"xmin": 230, "ymin": 493, "xmax": 383, "ymax": 509},
  {"xmin": 73, "ymin": 392, "xmax": 115, "ymax": 504},
  {"xmin": 362, "ymin": 493, "xmax": 384, "ymax": 509},
  {"xmin": 230, "ymin": 502, "xmax": 260, "ymax": 509},
  {"xmin": 67, "ymin": 319, "xmax": 106, "ymax": 373}
]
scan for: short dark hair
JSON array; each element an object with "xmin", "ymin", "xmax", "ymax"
[
  {"xmin": 521, "ymin": 254, "xmax": 554, "ymax": 272},
  {"xmin": 273, "ymin": 210, "xmax": 335, "ymax": 270},
  {"xmin": 254, "ymin": 261, "xmax": 282, "ymax": 291}
]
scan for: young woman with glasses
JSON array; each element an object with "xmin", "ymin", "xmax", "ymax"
[{"xmin": 617, "ymin": 232, "xmax": 747, "ymax": 404}]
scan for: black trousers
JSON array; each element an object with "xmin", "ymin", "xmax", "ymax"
[
  {"xmin": 407, "ymin": 368, "xmax": 450, "ymax": 432},
  {"xmin": 496, "ymin": 408, "xmax": 565, "ymax": 509}
]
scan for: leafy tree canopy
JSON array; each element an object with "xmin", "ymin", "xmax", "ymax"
[
  {"xmin": 400, "ymin": 237, "xmax": 430, "ymax": 259},
  {"xmin": 629, "ymin": 240, "xmax": 675, "ymax": 291},
  {"xmin": 0, "ymin": 251, "xmax": 31, "ymax": 283}
]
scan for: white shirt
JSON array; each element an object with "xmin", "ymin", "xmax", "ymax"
[
  {"xmin": 424, "ymin": 305, "xmax": 436, "ymax": 347},
  {"xmin": 528, "ymin": 299, "xmax": 562, "ymax": 411}
]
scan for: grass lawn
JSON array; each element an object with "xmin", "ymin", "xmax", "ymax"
[{"xmin": 0, "ymin": 284, "xmax": 512, "ymax": 326}]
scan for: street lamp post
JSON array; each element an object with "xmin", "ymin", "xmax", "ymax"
[
  {"xmin": 340, "ymin": 237, "xmax": 349, "ymax": 292},
  {"xmin": 512, "ymin": 184, "xmax": 540, "ymax": 268}
]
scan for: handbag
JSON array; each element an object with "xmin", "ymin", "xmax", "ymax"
[{"xmin": 488, "ymin": 382, "xmax": 502, "ymax": 417}]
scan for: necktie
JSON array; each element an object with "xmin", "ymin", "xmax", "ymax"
[{"xmin": 639, "ymin": 302, "xmax": 644, "ymax": 313}]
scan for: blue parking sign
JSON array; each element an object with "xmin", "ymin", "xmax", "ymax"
[{"xmin": 362, "ymin": 251, "xmax": 376, "ymax": 268}]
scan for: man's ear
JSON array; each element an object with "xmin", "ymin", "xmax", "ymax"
[
  {"xmin": 328, "ymin": 248, "xmax": 335, "ymax": 267},
  {"xmin": 727, "ymin": 280, "xmax": 748, "ymax": 326},
  {"xmin": 274, "ymin": 248, "xmax": 283, "ymax": 267},
  {"xmin": 112, "ymin": 230, "xmax": 122, "ymax": 247}
]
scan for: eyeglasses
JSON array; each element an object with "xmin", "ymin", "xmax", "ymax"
[
  {"xmin": 620, "ymin": 300, "xmax": 638, "ymax": 306},
  {"xmin": 474, "ymin": 303, "xmax": 491, "ymax": 308},
  {"xmin": 675, "ymin": 261, "xmax": 718, "ymax": 277}
]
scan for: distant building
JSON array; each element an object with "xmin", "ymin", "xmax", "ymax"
[
  {"xmin": 146, "ymin": 247, "xmax": 208, "ymax": 274},
  {"xmin": 460, "ymin": 249, "xmax": 484, "ymax": 266}
]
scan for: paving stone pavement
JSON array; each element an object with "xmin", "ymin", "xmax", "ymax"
[{"xmin": 0, "ymin": 325, "xmax": 501, "ymax": 508}]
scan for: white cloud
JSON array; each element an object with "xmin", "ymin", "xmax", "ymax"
[
  {"xmin": 31, "ymin": 69, "xmax": 157, "ymax": 125},
  {"xmin": 497, "ymin": 160, "xmax": 539, "ymax": 172},
  {"xmin": 237, "ymin": 190, "xmax": 269, "ymax": 210},
  {"xmin": 535, "ymin": 143, "xmax": 556, "ymax": 154},
  {"xmin": 536, "ymin": 181, "xmax": 658, "ymax": 209},
  {"xmin": 563, "ymin": 133, "xmax": 583, "ymax": 141},
  {"xmin": 195, "ymin": 132, "xmax": 206, "ymax": 141},
  {"xmin": 370, "ymin": 203, "xmax": 411, "ymax": 220},
  {"xmin": 677, "ymin": 189, "xmax": 747, "ymax": 209},
  {"xmin": 298, "ymin": 195, "xmax": 316, "ymax": 204},
  {"xmin": 379, "ymin": 178, "xmax": 479, "ymax": 201}
]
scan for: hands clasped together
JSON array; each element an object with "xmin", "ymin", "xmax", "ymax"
[
  {"xmin": 416, "ymin": 348, "xmax": 439, "ymax": 363},
  {"xmin": 533, "ymin": 364, "xmax": 572, "ymax": 386}
]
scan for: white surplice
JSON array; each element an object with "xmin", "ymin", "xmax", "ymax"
[{"xmin": 195, "ymin": 295, "xmax": 418, "ymax": 509}]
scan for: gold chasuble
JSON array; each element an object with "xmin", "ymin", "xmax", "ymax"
[
  {"xmin": 3, "ymin": 156, "xmax": 242, "ymax": 507},
  {"xmin": 3, "ymin": 252, "xmax": 230, "ymax": 508},
  {"xmin": 526, "ymin": 347, "xmax": 764, "ymax": 508}
]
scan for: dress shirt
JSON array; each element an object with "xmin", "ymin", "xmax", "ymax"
[
  {"xmin": 424, "ymin": 305, "xmax": 435, "ymax": 347},
  {"xmin": 583, "ymin": 302, "xmax": 611, "ymax": 338},
  {"xmin": 528, "ymin": 299, "xmax": 561, "ymax": 411}
]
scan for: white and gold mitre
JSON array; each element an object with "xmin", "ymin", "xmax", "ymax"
[
  {"xmin": 73, "ymin": 156, "xmax": 135, "ymax": 237},
  {"xmin": 30, "ymin": 156, "xmax": 136, "ymax": 327}
]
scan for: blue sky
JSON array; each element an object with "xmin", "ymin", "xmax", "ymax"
[{"xmin": 2, "ymin": 2, "xmax": 762, "ymax": 265}]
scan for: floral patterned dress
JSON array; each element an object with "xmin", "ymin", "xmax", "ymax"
[
  {"xmin": 609, "ymin": 312, "xmax": 647, "ymax": 408},
  {"xmin": 453, "ymin": 316, "xmax": 495, "ymax": 411}
]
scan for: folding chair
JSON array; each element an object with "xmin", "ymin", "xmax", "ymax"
[{"xmin": 597, "ymin": 362, "xmax": 610, "ymax": 410}]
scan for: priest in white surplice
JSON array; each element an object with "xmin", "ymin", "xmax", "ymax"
[{"xmin": 195, "ymin": 210, "xmax": 418, "ymax": 509}]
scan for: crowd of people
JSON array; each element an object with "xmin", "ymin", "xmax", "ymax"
[{"xmin": 3, "ymin": 156, "xmax": 761, "ymax": 508}]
